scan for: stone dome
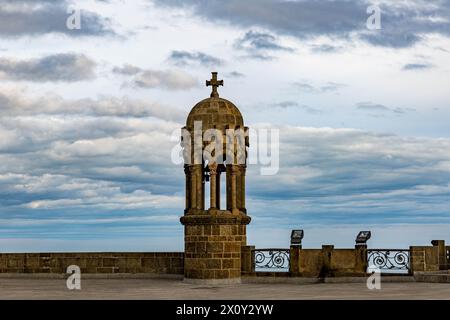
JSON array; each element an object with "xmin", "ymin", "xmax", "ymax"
[
  {"xmin": 186, "ymin": 96, "xmax": 244, "ymax": 130},
  {"xmin": 185, "ymin": 72, "xmax": 244, "ymax": 131}
]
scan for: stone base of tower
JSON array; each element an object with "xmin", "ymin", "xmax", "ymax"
[{"xmin": 180, "ymin": 212, "xmax": 251, "ymax": 284}]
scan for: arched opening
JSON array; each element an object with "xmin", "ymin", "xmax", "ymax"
[
  {"xmin": 220, "ymin": 171, "xmax": 226, "ymax": 210},
  {"xmin": 203, "ymin": 160, "xmax": 209, "ymax": 210}
]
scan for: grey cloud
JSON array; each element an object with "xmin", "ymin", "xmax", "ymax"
[
  {"xmin": 153, "ymin": 0, "xmax": 450, "ymax": 48},
  {"xmin": 235, "ymin": 30, "xmax": 293, "ymax": 51},
  {"xmin": 133, "ymin": 70, "xmax": 197, "ymax": 90},
  {"xmin": 310, "ymin": 44, "xmax": 342, "ymax": 53},
  {"xmin": 247, "ymin": 125, "xmax": 450, "ymax": 220},
  {"xmin": 0, "ymin": 53, "xmax": 96, "ymax": 82},
  {"xmin": 356, "ymin": 102, "xmax": 415, "ymax": 115},
  {"xmin": 238, "ymin": 52, "xmax": 274, "ymax": 61},
  {"xmin": 271, "ymin": 101, "xmax": 321, "ymax": 114},
  {"xmin": 293, "ymin": 81, "xmax": 346, "ymax": 94},
  {"xmin": 402, "ymin": 63, "xmax": 434, "ymax": 71},
  {"xmin": 234, "ymin": 30, "xmax": 293, "ymax": 59},
  {"xmin": 357, "ymin": 103, "xmax": 390, "ymax": 112},
  {"xmin": 320, "ymin": 82, "xmax": 346, "ymax": 92},
  {"xmin": 113, "ymin": 64, "xmax": 197, "ymax": 90},
  {"xmin": 293, "ymin": 82, "xmax": 315, "ymax": 92},
  {"xmin": 112, "ymin": 64, "xmax": 142, "ymax": 76},
  {"xmin": 0, "ymin": 87, "xmax": 185, "ymax": 122},
  {"xmin": 1, "ymin": 90, "xmax": 450, "ymax": 244},
  {"xmin": 168, "ymin": 51, "xmax": 223, "ymax": 67},
  {"xmin": 226, "ymin": 71, "xmax": 245, "ymax": 78},
  {"xmin": 2, "ymin": 111, "xmax": 449, "ymax": 222},
  {"xmin": 359, "ymin": 31, "xmax": 422, "ymax": 49},
  {"xmin": 0, "ymin": 86, "xmax": 185, "ymax": 208},
  {"xmin": 154, "ymin": 0, "xmax": 363, "ymax": 38},
  {"xmin": 0, "ymin": 0, "xmax": 114, "ymax": 37}
]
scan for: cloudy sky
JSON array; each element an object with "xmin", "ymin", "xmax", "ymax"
[{"xmin": 0, "ymin": 0, "xmax": 449, "ymax": 252}]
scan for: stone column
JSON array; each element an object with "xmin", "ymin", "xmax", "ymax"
[
  {"xmin": 190, "ymin": 166, "xmax": 197, "ymax": 209},
  {"xmin": 289, "ymin": 245, "xmax": 301, "ymax": 276},
  {"xmin": 209, "ymin": 164, "xmax": 217, "ymax": 209},
  {"xmin": 231, "ymin": 165, "xmax": 237, "ymax": 212},
  {"xmin": 432, "ymin": 240, "xmax": 447, "ymax": 270},
  {"xmin": 410, "ymin": 246, "xmax": 425, "ymax": 273},
  {"xmin": 226, "ymin": 165, "xmax": 231, "ymax": 210},
  {"xmin": 189, "ymin": 165, "xmax": 204, "ymax": 210},
  {"xmin": 241, "ymin": 245, "xmax": 255, "ymax": 274},
  {"xmin": 320, "ymin": 245, "xmax": 334, "ymax": 277},
  {"xmin": 354, "ymin": 244, "xmax": 368, "ymax": 275},
  {"xmin": 199, "ymin": 165, "xmax": 205, "ymax": 210},
  {"xmin": 236, "ymin": 166, "xmax": 242, "ymax": 209},
  {"xmin": 240, "ymin": 165, "xmax": 246, "ymax": 211},
  {"xmin": 184, "ymin": 165, "xmax": 190, "ymax": 210},
  {"xmin": 216, "ymin": 171, "xmax": 221, "ymax": 210}
]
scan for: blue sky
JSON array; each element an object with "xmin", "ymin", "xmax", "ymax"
[{"xmin": 0, "ymin": 0, "xmax": 449, "ymax": 252}]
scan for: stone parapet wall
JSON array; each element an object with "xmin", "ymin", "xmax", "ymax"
[
  {"xmin": 410, "ymin": 240, "xmax": 447, "ymax": 273},
  {"xmin": 0, "ymin": 252, "xmax": 184, "ymax": 274},
  {"xmin": 290, "ymin": 245, "xmax": 367, "ymax": 277}
]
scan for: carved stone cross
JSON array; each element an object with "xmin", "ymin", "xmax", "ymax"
[{"xmin": 206, "ymin": 72, "xmax": 223, "ymax": 98}]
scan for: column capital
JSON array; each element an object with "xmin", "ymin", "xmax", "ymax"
[
  {"xmin": 238, "ymin": 165, "xmax": 246, "ymax": 174},
  {"xmin": 188, "ymin": 164, "xmax": 202, "ymax": 174},
  {"xmin": 230, "ymin": 165, "xmax": 239, "ymax": 175},
  {"xmin": 208, "ymin": 163, "xmax": 218, "ymax": 175}
]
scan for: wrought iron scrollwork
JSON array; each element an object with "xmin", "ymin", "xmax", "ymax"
[
  {"xmin": 367, "ymin": 249, "xmax": 410, "ymax": 272},
  {"xmin": 253, "ymin": 249, "xmax": 290, "ymax": 271}
]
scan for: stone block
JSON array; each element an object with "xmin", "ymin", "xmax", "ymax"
[
  {"xmin": 220, "ymin": 225, "xmax": 232, "ymax": 236},
  {"xmin": 206, "ymin": 259, "xmax": 221, "ymax": 269},
  {"xmin": 229, "ymin": 269, "xmax": 241, "ymax": 278},
  {"xmin": 0, "ymin": 258, "xmax": 6, "ymax": 269},
  {"xmin": 222, "ymin": 259, "xmax": 234, "ymax": 269},
  {"xmin": 102, "ymin": 258, "xmax": 117, "ymax": 267},
  {"xmin": 96, "ymin": 267, "xmax": 116, "ymax": 273},
  {"xmin": 141, "ymin": 258, "xmax": 156, "ymax": 268},
  {"xmin": 170, "ymin": 258, "xmax": 183, "ymax": 269},
  {"xmin": 206, "ymin": 242, "xmax": 224, "ymax": 253},
  {"xmin": 186, "ymin": 242, "xmax": 196, "ymax": 253},
  {"xmin": 203, "ymin": 269, "xmax": 215, "ymax": 278},
  {"xmin": 212, "ymin": 225, "xmax": 220, "ymax": 235},
  {"xmin": 214, "ymin": 270, "xmax": 230, "ymax": 279},
  {"xmin": 224, "ymin": 242, "xmax": 240, "ymax": 253},
  {"xmin": 195, "ymin": 242, "xmax": 206, "ymax": 253},
  {"xmin": 203, "ymin": 225, "xmax": 211, "ymax": 235},
  {"xmin": 185, "ymin": 269, "xmax": 202, "ymax": 279},
  {"xmin": 7, "ymin": 259, "xmax": 24, "ymax": 269}
]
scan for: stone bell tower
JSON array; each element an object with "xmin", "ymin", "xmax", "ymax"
[{"xmin": 180, "ymin": 72, "xmax": 251, "ymax": 284}]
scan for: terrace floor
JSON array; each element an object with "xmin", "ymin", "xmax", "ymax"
[{"xmin": 1, "ymin": 277, "xmax": 449, "ymax": 299}]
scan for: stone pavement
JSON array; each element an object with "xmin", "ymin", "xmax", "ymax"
[{"xmin": 1, "ymin": 277, "xmax": 450, "ymax": 299}]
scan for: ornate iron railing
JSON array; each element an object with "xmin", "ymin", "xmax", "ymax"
[
  {"xmin": 253, "ymin": 249, "xmax": 290, "ymax": 272},
  {"xmin": 367, "ymin": 249, "xmax": 410, "ymax": 273}
]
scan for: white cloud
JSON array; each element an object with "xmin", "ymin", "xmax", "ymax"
[
  {"xmin": 0, "ymin": 86, "xmax": 185, "ymax": 121},
  {"xmin": 114, "ymin": 65, "xmax": 198, "ymax": 90}
]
